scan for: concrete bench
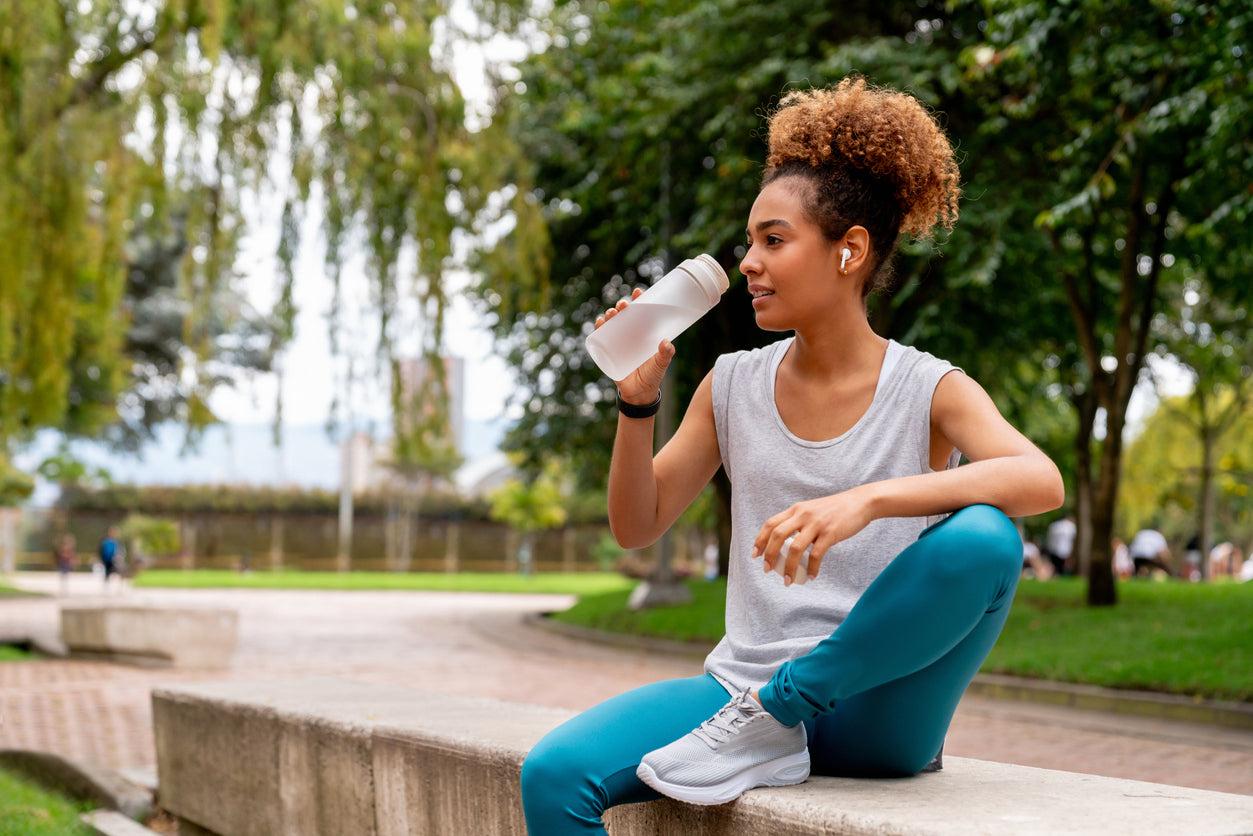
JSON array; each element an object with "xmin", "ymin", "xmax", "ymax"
[
  {"xmin": 152, "ymin": 678, "xmax": 1253, "ymax": 836},
  {"xmin": 60, "ymin": 603, "xmax": 238, "ymax": 668}
]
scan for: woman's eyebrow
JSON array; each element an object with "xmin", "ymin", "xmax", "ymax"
[{"xmin": 747, "ymin": 219, "xmax": 794, "ymax": 236}]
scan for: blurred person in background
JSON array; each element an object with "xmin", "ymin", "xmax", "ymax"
[
  {"xmin": 1127, "ymin": 527, "xmax": 1172, "ymax": 578},
  {"xmin": 1043, "ymin": 514, "xmax": 1076, "ymax": 576},
  {"xmin": 54, "ymin": 533, "xmax": 77, "ymax": 596}
]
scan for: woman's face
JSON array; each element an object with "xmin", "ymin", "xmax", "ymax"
[{"xmin": 739, "ymin": 177, "xmax": 844, "ymax": 332}]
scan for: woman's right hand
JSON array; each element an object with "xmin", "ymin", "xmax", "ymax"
[{"xmin": 594, "ymin": 288, "xmax": 676, "ymax": 405}]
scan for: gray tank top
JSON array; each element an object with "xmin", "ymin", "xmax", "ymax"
[{"xmin": 705, "ymin": 337, "xmax": 960, "ymax": 693}]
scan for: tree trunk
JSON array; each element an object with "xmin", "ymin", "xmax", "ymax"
[
  {"xmin": 632, "ymin": 370, "xmax": 692, "ymax": 608},
  {"xmin": 1087, "ymin": 438, "xmax": 1120, "ymax": 606},
  {"xmin": 1072, "ymin": 388, "xmax": 1097, "ymax": 583},
  {"xmin": 269, "ymin": 515, "xmax": 284, "ymax": 571},
  {"xmin": 714, "ymin": 468, "xmax": 732, "ymax": 578},
  {"xmin": 1199, "ymin": 422, "xmax": 1216, "ymax": 582}
]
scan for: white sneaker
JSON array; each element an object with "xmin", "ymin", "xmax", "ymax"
[{"xmin": 636, "ymin": 690, "xmax": 809, "ymax": 805}]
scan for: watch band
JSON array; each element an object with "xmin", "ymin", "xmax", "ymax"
[{"xmin": 616, "ymin": 388, "xmax": 662, "ymax": 419}]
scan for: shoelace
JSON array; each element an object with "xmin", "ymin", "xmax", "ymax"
[{"xmin": 692, "ymin": 690, "xmax": 760, "ymax": 746}]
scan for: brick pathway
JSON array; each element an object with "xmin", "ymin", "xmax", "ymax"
[{"xmin": 2, "ymin": 574, "xmax": 1250, "ymax": 797}]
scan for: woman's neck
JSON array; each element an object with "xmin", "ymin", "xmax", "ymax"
[{"xmin": 786, "ymin": 306, "xmax": 887, "ymax": 383}]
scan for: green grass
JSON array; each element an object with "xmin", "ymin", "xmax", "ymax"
[
  {"xmin": 983, "ymin": 578, "xmax": 1251, "ymax": 701},
  {"xmin": 0, "ymin": 768, "xmax": 94, "ymax": 836},
  {"xmin": 0, "ymin": 645, "xmax": 38, "ymax": 662},
  {"xmin": 132, "ymin": 568, "xmax": 634, "ymax": 597},
  {"xmin": 556, "ymin": 578, "xmax": 730, "ymax": 645},
  {"xmin": 550, "ymin": 577, "xmax": 1253, "ymax": 702}
]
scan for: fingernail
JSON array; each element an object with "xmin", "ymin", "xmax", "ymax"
[
  {"xmin": 750, "ymin": 547, "xmax": 760, "ymax": 559},
  {"xmin": 784, "ymin": 574, "xmax": 793, "ymax": 587}
]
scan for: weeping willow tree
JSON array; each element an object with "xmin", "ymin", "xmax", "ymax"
[{"xmin": 0, "ymin": 1, "xmax": 544, "ymax": 498}]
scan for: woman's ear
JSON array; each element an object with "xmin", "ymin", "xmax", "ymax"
[{"xmin": 840, "ymin": 225, "xmax": 871, "ymax": 275}]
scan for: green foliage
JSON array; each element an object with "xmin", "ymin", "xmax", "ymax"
[
  {"xmin": 951, "ymin": 0, "xmax": 1253, "ymax": 602},
  {"xmin": 119, "ymin": 514, "xmax": 181, "ymax": 556},
  {"xmin": 1121, "ymin": 391, "xmax": 1253, "ymax": 546},
  {"xmin": 59, "ymin": 483, "xmax": 491, "ymax": 520},
  {"xmin": 0, "ymin": 459, "xmax": 34, "ymax": 507},
  {"xmin": 590, "ymin": 531, "xmax": 625, "ymax": 572},
  {"xmin": 35, "ymin": 447, "xmax": 111, "ymax": 490},
  {"xmin": 488, "ymin": 458, "xmax": 570, "ymax": 532}
]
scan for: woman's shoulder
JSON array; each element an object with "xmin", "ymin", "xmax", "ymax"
[
  {"xmin": 889, "ymin": 341, "xmax": 960, "ymax": 380},
  {"xmin": 714, "ymin": 337, "xmax": 792, "ymax": 375}
]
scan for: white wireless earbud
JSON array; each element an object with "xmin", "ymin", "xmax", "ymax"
[{"xmin": 840, "ymin": 247, "xmax": 852, "ymax": 271}]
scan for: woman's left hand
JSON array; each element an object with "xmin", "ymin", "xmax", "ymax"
[{"xmin": 751, "ymin": 488, "xmax": 874, "ymax": 586}]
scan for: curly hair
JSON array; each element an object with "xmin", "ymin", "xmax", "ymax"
[{"xmin": 763, "ymin": 77, "xmax": 961, "ymax": 297}]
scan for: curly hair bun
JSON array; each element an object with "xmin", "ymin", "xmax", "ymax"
[{"xmin": 767, "ymin": 78, "xmax": 960, "ymax": 238}]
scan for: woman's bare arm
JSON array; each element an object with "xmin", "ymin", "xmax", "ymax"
[{"xmin": 608, "ymin": 369, "xmax": 723, "ymax": 549}]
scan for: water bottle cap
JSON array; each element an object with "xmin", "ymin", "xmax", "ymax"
[{"xmin": 679, "ymin": 254, "xmax": 729, "ymax": 306}]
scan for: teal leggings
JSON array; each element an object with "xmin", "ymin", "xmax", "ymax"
[{"xmin": 521, "ymin": 505, "xmax": 1022, "ymax": 834}]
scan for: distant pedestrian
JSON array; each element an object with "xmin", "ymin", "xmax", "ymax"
[
  {"xmin": 54, "ymin": 534, "xmax": 77, "ymax": 596},
  {"xmin": 703, "ymin": 539, "xmax": 720, "ymax": 582},
  {"xmin": 98, "ymin": 526, "xmax": 123, "ymax": 592},
  {"xmin": 1209, "ymin": 542, "xmax": 1243, "ymax": 580},
  {"xmin": 1112, "ymin": 536, "xmax": 1133, "ymax": 580},
  {"xmin": 1184, "ymin": 532, "xmax": 1203, "ymax": 582},
  {"xmin": 1043, "ymin": 515, "xmax": 1076, "ymax": 576},
  {"xmin": 1128, "ymin": 528, "xmax": 1172, "ymax": 578},
  {"xmin": 1021, "ymin": 538, "xmax": 1052, "ymax": 580}
]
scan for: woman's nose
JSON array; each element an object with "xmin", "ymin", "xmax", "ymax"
[{"xmin": 740, "ymin": 246, "xmax": 759, "ymax": 277}]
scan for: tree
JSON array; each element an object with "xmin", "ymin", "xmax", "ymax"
[
  {"xmin": 0, "ymin": 1, "xmax": 540, "ymax": 485},
  {"xmin": 1120, "ymin": 388, "xmax": 1253, "ymax": 558},
  {"xmin": 488, "ymin": 458, "xmax": 569, "ymax": 575},
  {"xmin": 961, "ymin": 0, "xmax": 1253, "ymax": 604},
  {"xmin": 1148, "ymin": 278, "xmax": 1253, "ymax": 576}
]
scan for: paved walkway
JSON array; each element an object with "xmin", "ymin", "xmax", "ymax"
[{"xmin": 1, "ymin": 573, "xmax": 1250, "ymax": 797}]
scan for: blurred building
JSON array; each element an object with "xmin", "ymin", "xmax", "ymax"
[
  {"xmin": 395, "ymin": 355, "xmax": 465, "ymax": 454},
  {"xmin": 340, "ymin": 354, "xmax": 467, "ymax": 495}
]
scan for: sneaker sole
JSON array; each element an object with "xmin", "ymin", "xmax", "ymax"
[{"xmin": 636, "ymin": 751, "xmax": 810, "ymax": 806}]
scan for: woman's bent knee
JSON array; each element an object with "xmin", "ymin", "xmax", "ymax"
[
  {"xmin": 925, "ymin": 506, "xmax": 1021, "ymax": 570},
  {"xmin": 521, "ymin": 736, "xmax": 571, "ymax": 809}
]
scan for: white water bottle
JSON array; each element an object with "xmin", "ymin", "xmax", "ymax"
[{"xmin": 585, "ymin": 254, "xmax": 729, "ymax": 380}]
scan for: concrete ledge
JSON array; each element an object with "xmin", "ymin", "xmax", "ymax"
[
  {"xmin": 81, "ymin": 810, "xmax": 163, "ymax": 836},
  {"xmin": 153, "ymin": 678, "xmax": 1253, "ymax": 836},
  {"xmin": 968, "ymin": 673, "xmax": 1253, "ymax": 731},
  {"xmin": 60, "ymin": 603, "xmax": 238, "ymax": 668}
]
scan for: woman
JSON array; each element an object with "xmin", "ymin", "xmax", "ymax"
[{"xmin": 521, "ymin": 77, "xmax": 1064, "ymax": 834}]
